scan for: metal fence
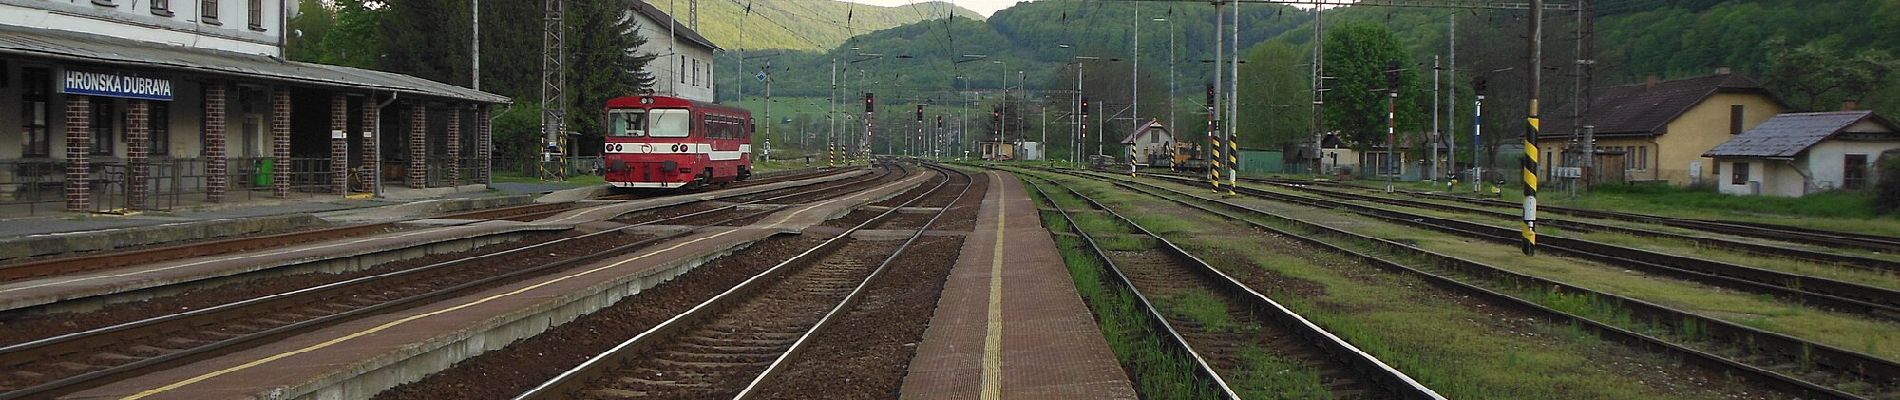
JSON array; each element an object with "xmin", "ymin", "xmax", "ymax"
[{"xmin": 0, "ymin": 157, "xmax": 352, "ymax": 216}]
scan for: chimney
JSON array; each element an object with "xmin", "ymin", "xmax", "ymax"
[
  {"xmin": 1645, "ymin": 74, "xmax": 1660, "ymax": 91},
  {"xmin": 1714, "ymin": 66, "xmax": 1732, "ymax": 75},
  {"xmin": 1843, "ymin": 99, "xmax": 1859, "ymax": 111}
]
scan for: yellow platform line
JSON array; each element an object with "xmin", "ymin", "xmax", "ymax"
[{"xmin": 980, "ymin": 173, "xmax": 1006, "ymax": 400}]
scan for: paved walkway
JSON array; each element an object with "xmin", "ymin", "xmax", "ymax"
[{"xmin": 901, "ymin": 171, "xmax": 1136, "ymax": 400}]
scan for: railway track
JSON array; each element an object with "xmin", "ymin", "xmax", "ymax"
[
  {"xmin": 1135, "ymin": 172, "xmax": 1900, "ymax": 320},
  {"xmin": 1289, "ymin": 177, "xmax": 1900, "ymax": 253},
  {"xmin": 0, "ymin": 168, "xmax": 848, "ymax": 284},
  {"xmin": 513, "ymin": 164, "xmax": 972, "ymax": 400},
  {"xmin": 1244, "ymin": 176, "xmax": 1900, "ymax": 273},
  {"xmin": 1024, "ymin": 175, "xmax": 1441, "ymax": 400},
  {"xmin": 0, "ymin": 167, "xmax": 892, "ymax": 400},
  {"xmin": 1049, "ymin": 168, "xmax": 1896, "ymax": 399}
]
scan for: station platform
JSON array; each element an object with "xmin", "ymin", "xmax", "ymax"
[
  {"xmin": 0, "ymin": 169, "xmax": 858, "ymax": 315},
  {"xmin": 901, "ymin": 172, "xmax": 1137, "ymax": 400},
  {"xmin": 57, "ymin": 169, "xmax": 931, "ymax": 400}
]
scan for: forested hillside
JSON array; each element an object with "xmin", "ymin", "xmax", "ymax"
[{"xmin": 647, "ymin": 0, "xmax": 981, "ymax": 51}]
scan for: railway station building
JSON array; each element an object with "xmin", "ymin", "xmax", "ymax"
[{"xmin": 0, "ymin": 0, "xmax": 508, "ymax": 214}]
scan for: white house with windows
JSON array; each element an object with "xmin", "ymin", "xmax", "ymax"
[
  {"xmin": 1704, "ymin": 110, "xmax": 1900, "ymax": 197},
  {"xmin": 0, "ymin": 0, "xmax": 506, "ymax": 213},
  {"xmin": 629, "ymin": 0, "xmax": 720, "ymax": 103}
]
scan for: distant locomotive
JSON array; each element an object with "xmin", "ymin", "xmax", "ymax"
[{"xmin": 601, "ymin": 95, "xmax": 753, "ymax": 189}]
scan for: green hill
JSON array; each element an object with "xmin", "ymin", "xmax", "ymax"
[{"xmin": 648, "ymin": 0, "xmax": 982, "ymax": 51}]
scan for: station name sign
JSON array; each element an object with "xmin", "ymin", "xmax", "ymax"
[{"xmin": 60, "ymin": 70, "xmax": 173, "ymax": 101}]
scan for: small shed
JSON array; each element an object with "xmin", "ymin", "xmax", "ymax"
[
  {"xmin": 1120, "ymin": 120, "xmax": 1173, "ymax": 166},
  {"xmin": 980, "ymin": 141, "xmax": 1017, "ymax": 161},
  {"xmin": 1703, "ymin": 111, "xmax": 1900, "ymax": 196}
]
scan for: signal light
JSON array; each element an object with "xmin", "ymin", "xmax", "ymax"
[
  {"xmin": 916, "ymin": 105, "xmax": 924, "ymax": 122},
  {"xmin": 865, "ymin": 93, "xmax": 875, "ymax": 113},
  {"xmin": 1081, "ymin": 97, "xmax": 1090, "ymax": 116}
]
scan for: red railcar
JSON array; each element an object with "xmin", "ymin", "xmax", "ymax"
[{"xmin": 600, "ymin": 95, "xmax": 753, "ymax": 189}]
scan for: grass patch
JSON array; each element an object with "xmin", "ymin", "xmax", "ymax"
[
  {"xmin": 1234, "ymin": 347, "xmax": 1331, "ymax": 400},
  {"xmin": 1067, "ymin": 172, "xmax": 1746, "ymax": 399},
  {"xmin": 1159, "ymin": 291, "xmax": 1242, "ymax": 333}
]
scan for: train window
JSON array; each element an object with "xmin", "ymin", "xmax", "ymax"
[
  {"xmin": 646, "ymin": 109, "xmax": 691, "ymax": 138},
  {"xmin": 607, "ymin": 109, "xmax": 645, "ymax": 137},
  {"xmin": 610, "ymin": 109, "xmax": 691, "ymax": 138}
]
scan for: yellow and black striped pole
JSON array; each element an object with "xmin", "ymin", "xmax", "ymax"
[
  {"xmin": 1226, "ymin": 129, "xmax": 1239, "ymax": 196},
  {"xmin": 1522, "ymin": 0, "xmax": 1545, "ymax": 256},
  {"xmin": 1210, "ymin": 132, "xmax": 1224, "ymax": 192}
]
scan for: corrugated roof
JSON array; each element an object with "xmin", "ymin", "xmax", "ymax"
[
  {"xmin": 1703, "ymin": 111, "xmax": 1896, "ymax": 158},
  {"xmin": 631, "ymin": 0, "xmax": 721, "ymax": 51},
  {"xmin": 1545, "ymin": 73, "xmax": 1777, "ymax": 138},
  {"xmin": 0, "ymin": 25, "xmax": 509, "ymax": 104}
]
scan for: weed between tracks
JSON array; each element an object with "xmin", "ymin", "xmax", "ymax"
[
  {"xmin": 1120, "ymin": 173, "xmax": 1900, "ymax": 396},
  {"xmin": 1028, "ymin": 185, "xmax": 1220, "ymax": 400},
  {"xmin": 1030, "ymin": 176, "xmax": 1336, "ymax": 399},
  {"xmin": 1027, "ymin": 170, "xmax": 1752, "ymax": 400},
  {"xmin": 1575, "ymin": 231, "xmax": 1900, "ymax": 290}
]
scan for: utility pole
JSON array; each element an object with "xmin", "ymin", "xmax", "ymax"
[
  {"xmin": 1210, "ymin": 0, "xmax": 1224, "ymax": 190},
  {"xmin": 1448, "ymin": 15, "xmax": 1457, "ymax": 187},
  {"xmin": 472, "ymin": 0, "xmax": 480, "ymax": 91},
  {"xmin": 539, "ymin": 0, "xmax": 566, "ymax": 181},
  {"xmin": 829, "ymin": 59, "xmax": 837, "ymax": 167},
  {"xmin": 1524, "ymin": 0, "xmax": 1545, "ymax": 256},
  {"xmin": 1386, "ymin": 60, "xmax": 1400, "ymax": 193},
  {"xmin": 1133, "ymin": 5, "xmax": 1141, "ymax": 156},
  {"xmin": 1576, "ymin": 0, "xmax": 1596, "ymax": 187},
  {"xmin": 1474, "ymin": 77, "xmax": 1485, "ymax": 193},
  {"xmin": 1310, "ymin": 6, "xmax": 1325, "ymax": 174},
  {"xmin": 1167, "ymin": 8, "xmax": 1176, "ymax": 140},
  {"xmin": 1432, "ymin": 54, "xmax": 1441, "ymax": 182},
  {"xmin": 1227, "ymin": 0, "xmax": 1239, "ymax": 193}
]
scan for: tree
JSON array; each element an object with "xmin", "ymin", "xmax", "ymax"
[
  {"xmin": 563, "ymin": 0, "xmax": 659, "ymax": 155},
  {"xmin": 1321, "ymin": 22, "xmax": 1425, "ymax": 151},
  {"xmin": 379, "ymin": 0, "xmax": 472, "ymax": 86},
  {"xmin": 1237, "ymin": 40, "xmax": 1312, "ymax": 149},
  {"xmin": 318, "ymin": 0, "xmax": 384, "ymax": 69},
  {"xmin": 285, "ymin": 0, "xmax": 334, "ymax": 63},
  {"xmin": 1767, "ymin": 38, "xmax": 1899, "ymax": 111}
]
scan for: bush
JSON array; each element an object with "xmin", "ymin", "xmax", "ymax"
[{"xmin": 1876, "ymin": 151, "xmax": 1900, "ymax": 214}]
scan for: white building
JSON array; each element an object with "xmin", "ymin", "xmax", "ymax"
[
  {"xmin": 0, "ymin": 0, "xmax": 507, "ymax": 213},
  {"xmin": 630, "ymin": 0, "xmax": 720, "ymax": 103},
  {"xmin": 1704, "ymin": 110, "xmax": 1900, "ymax": 197}
]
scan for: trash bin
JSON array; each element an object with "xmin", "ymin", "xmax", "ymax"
[{"xmin": 257, "ymin": 158, "xmax": 274, "ymax": 187}]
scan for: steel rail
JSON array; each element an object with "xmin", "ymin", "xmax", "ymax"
[
  {"xmin": 1031, "ymin": 170, "xmax": 1446, "ymax": 400},
  {"xmin": 1139, "ymin": 173, "xmax": 1900, "ymax": 319},
  {"xmin": 1057, "ymin": 168, "xmax": 1891, "ymax": 398},
  {"xmin": 0, "ymin": 166, "xmax": 903, "ymax": 400},
  {"xmin": 514, "ymin": 163, "xmax": 943, "ymax": 399},
  {"xmin": 1300, "ymin": 178, "xmax": 1900, "ymax": 253},
  {"xmin": 0, "ymin": 168, "xmax": 849, "ymax": 283},
  {"xmin": 733, "ymin": 162, "xmax": 974, "ymax": 399},
  {"xmin": 1254, "ymin": 177, "xmax": 1900, "ymax": 273}
]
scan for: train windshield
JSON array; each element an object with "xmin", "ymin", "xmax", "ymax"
[{"xmin": 608, "ymin": 108, "xmax": 691, "ymax": 138}]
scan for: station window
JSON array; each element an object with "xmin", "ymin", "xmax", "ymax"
[
  {"xmin": 1732, "ymin": 162, "xmax": 1749, "ymax": 185},
  {"xmin": 201, "ymin": 0, "xmax": 220, "ymax": 23},
  {"xmin": 91, "ymin": 100, "xmax": 116, "ymax": 155},
  {"xmin": 151, "ymin": 0, "xmax": 172, "ymax": 16},
  {"xmin": 151, "ymin": 103, "xmax": 171, "ymax": 156},
  {"xmin": 1844, "ymin": 154, "xmax": 1869, "ymax": 189},
  {"xmin": 20, "ymin": 68, "xmax": 51, "ymax": 157},
  {"xmin": 247, "ymin": 0, "xmax": 263, "ymax": 30}
]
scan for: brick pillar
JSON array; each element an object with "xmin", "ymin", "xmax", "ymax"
[
  {"xmin": 271, "ymin": 88, "xmax": 290, "ymax": 198},
  {"xmin": 447, "ymin": 108, "xmax": 462, "ymax": 187},
  {"xmin": 65, "ymin": 96, "xmax": 92, "ymax": 212},
  {"xmin": 330, "ymin": 94, "xmax": 348, "ymax": 195},
  {"xmin": 407, "ymin": 103, "xmax": 426, "ymax": 188},
  {"xmin": 360, "ymin": 97, "xmax": 379, "ymax": 194},
  {"xmin": 204, "ymin": 85, "xmax": 228, "ymax": 203},
  {"xmin": 127, "ymin": 101, "xmax": 150, "ymax": 209},
  {"xmin": 476, "ymin": 105, "xmax": 491, "ymax": 185}
]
